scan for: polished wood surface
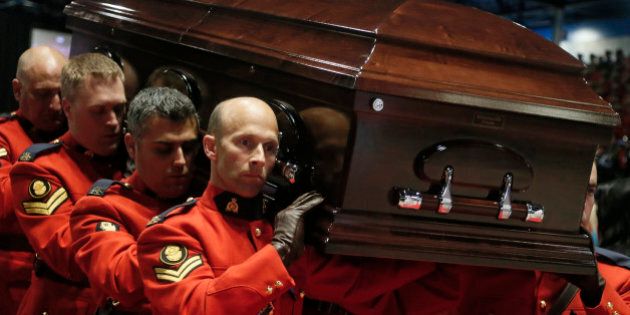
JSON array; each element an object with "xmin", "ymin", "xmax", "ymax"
[
  {"xmin": 64, "ymin": 0, "xmax": 618, "ymax": 273},
  {"xmin": 64, "ymin": 0, "xmax": 617, "ymax": 123}
]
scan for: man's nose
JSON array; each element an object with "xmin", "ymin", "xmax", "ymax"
[
  {"xmin": 105, "ymin": 109, "xmax": 121, "ymax": 127},
  {"xmin": 250, "ymin": 144, "xmax": 265, "ymax": 165},
  {"xmin": 50, "ymin": 92, "xmax": 61, "ymax": 111},
  {"xmin": 173, "ymin": 147, "xmax": 186, "ymax": 168}
]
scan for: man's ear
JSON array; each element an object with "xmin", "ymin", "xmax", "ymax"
[
  {"xmin": 62, "ymin": 98, "xmax": 71, "ymax": 119},
  {"xmin": 12, "ymin": 79, "xmax": 21, "ymax": 102},
  {"xmin": 124, "ymin": 133, "xmax": 136, "ymax": 161},
  {"xmin": 203, "ymin": 134, "xmax": 216, "ymax": 161}
]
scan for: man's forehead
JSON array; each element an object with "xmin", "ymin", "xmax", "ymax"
[
  {"xmin": 142, "ymin": 116, "xmax": 198, "ymax": 140},
  {"xmin": 227, "ymin": 124, "xmax": 278, "ymax": 141}
]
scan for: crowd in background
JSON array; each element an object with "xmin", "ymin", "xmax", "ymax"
[{"xmin": 583, "ymin": 49, "xmax": 630, "ymax": 256}]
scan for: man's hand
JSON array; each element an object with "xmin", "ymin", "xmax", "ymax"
[{"xmin": 271, "ymin": 191, "xmax": 324, "ymax": 267}]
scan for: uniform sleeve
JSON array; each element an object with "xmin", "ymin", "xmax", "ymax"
[
  {"xmin": 10, "ymin": 161, "xmax": 83, "ymax": 281},
  {"xmin": 0, "ymin": 135, "xmax": 15, "ymax": 224},
  {"xmin": 0, "ymin": 134, "xmax": 13, "ymax": 170},
  {"xmin": 297, "ymin": 247, "xmax": 457, "ymax": 313},
  {"xmin": 70, "ymin": 196, "xmax": 145, "ymax": 308},
  {"xmin": 137, "ymin": 223, "xmax": 295, "ymax": 315},
  {"xmin": 571, "ymin": 263, "xmax": 630, "ymax": 314}
]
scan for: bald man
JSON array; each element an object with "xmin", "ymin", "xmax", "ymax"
[
  {"xmin": 0, "ymin": 46, "xmax": 67, "ymax": 314},
  {"xmin": 136, "ymin": 97, "xmax": 451, "ymax": 314}
]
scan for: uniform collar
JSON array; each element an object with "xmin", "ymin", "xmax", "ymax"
[
  {"xmin": 125, "ymin": 171, "xmax": 188, "ymax": 206},
  {"xmin": 60, "ymin": 132, "xmax": 122, "ymax": 162},
  {"xmin": 60, "ymin": 132, "xmax": 91, "ymax": 156},
  {"xmin": 14, "ymin": 110, "xmax": 64, "ymax": 143},
  {"xmin": 201, "ymin": 183, "xmax": 268, "ymax": 221}
]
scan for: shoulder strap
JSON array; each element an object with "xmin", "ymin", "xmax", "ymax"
[
  {"xmin": 0, "ymin": 111, "xmax": 16, "ymax": 122},
  {"xmin": 147, "ymin": 198, "xmax": 197, "ymax": 227},
  {"xmin": 595, "ymin": 246, "xmax": 630, "ymax": 270},
  {"xmin": 18, "ymin": 141, "xmax": 62, "ymax": 162},
  {"xmin": 87, "ymin": 179, "xmax": 129, "ymax": 196}
]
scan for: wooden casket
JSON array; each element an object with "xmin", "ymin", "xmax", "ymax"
[{"xmin": 64, "ymin": 0, "xmax": 619, "ymax": 274}]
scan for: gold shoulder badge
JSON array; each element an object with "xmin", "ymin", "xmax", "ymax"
[
  {"xmin": 0, "ymin": 147, "xmax": 7, "ymax": 158},
  {"xmin": 29, "ymin": 179, "xmax": 51, "ymax": 199},
  {"xmin": 147, "ymin": 215, "xmax": 161, "ymax": 227},
  {"xmin": 89, "ymin": 186, "xmax": 104, "ymax": 196},
  {"xmin": 22, "ymin": 185, "xmax": 68, "ymax": 216},
  {"xmin": 18, "ymin": 151, "xmax": 32, "ymax": 162},
  {"xmin": 226, "ymin": 198, "xmax": 239, "ymax": 214},
  {"xmin": 160, "ymin": 244, "xmax": 188, "ymax": 266}
]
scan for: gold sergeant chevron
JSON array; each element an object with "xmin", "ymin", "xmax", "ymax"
[
  {"xmin": 22, "ymin": 187, "xmax": 68, "ymax": 215},
  {"xmin": 154, "ymin": 255, "xmax": 203, "ymax": 282}
]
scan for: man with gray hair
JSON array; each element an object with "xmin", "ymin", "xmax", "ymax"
[
  {"xmin": 70, "ymin": 87, "xmax": 201, "ymax": 314},
  {"xmin": 0, "ymin": 45, "xmax": 67, "ymax": 315},
  {"xmin": 10, "ymin": 52, "xmax": 127, "ymax": 314}
]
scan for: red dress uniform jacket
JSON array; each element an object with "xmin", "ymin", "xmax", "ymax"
[
  {"xmin": 0, "ymin": 111, "xmax": 59, "ymax": 315},
  {"xmin": 10, "ymin": 132, "xmax": 125, "ymax": 315},
  {"xmin": 71, "ymin": 172, "xmax": 179, "ymax": 314},
  {"xmin": 536, "ymin": 249, "xmax": 630, "ymax": 315},
  {"xmin": 137, "ymin": 184, "xmax": 455, "ymax": 315},
  {"xmin": 454, "ymin": 265, "xmax": 539, "ymax": 314}
]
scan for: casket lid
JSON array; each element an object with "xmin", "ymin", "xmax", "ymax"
[{"xmin": 65, "ymin": 0, "xmax": 619, "ymax": 126}]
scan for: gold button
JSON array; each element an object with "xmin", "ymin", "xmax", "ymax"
[
  {"xmin": 299, "ymin": 290, "xmax": 305, "ymax": 299},
  {"xmin": 613, "ymin": 311, "xmax": 620, "ymax": 315},
  {"xmin": 274, "ymin": 280, "xmax": 283, "ymax": 288},
  {"xmin": 266, "ymin": 285, "xmax": 273, "ymax": 295},
  {"xmin": 608, "ymin": 301, "xmax": 614, "ymax": 310},
  {"xmin": 254, "ymin": 228, "xmax": 262, "ymax": 237},
  {"xmin": 539, "ymin": 300, "xmax": 547, "ymax": 310}
]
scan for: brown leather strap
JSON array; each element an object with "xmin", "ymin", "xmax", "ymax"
[{"xmin": 548, "ymin": 283, "xmax": 579, "ymax": 315}]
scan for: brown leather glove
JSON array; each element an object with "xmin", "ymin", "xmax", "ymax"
[{"xmin": 271, "ymin": 191, "xmax": 324, "ymax": 267}]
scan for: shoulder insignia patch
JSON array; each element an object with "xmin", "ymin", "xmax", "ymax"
[
  {"xmin": 146, "ymin": 198, "xmax": 197, "ymax": 227},
  {"xmin": 88, "ymin": 178, "xmax": 129, "ymax": 197},
  {"xmin": 96, "ymin": 221, "xmax": 120, "ymax": 232},
  {"xmin": 19, "ymin": 142, "xmax": 62, "ymax": 162},
  {"xmin": 22, "ymin": 185, "xmax": 68, "ymax": 215},
  {"xmin": 160, "ymin": 244, "xmax": 188, "ymax": 265},
  {"xmin": 154, "ymin": 244, "xmax": 202, "ymax": 283},
  {"xmin": 29, "ymin": 179, "xmax": 51, "ymax": 199}
]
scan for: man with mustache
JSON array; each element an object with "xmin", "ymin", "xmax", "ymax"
[
  {"xmin": 136, "ymin": 97, "xmax": 456, "ymax": 315},
  {"xmin": 0, "ymin": 45, "xmax": 67, "ymax": 315},
  {"xmin": 70, "ymin": 87, "xmax": 200, "ymax": 314},
  {"xmin": 10, "ymin": 52, "xmax": 127, "ymax": 314}
]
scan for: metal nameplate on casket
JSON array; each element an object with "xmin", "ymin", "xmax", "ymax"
[{"xmin": 63, "ymin": 0, "xmax": 618, "ymax": 274}]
